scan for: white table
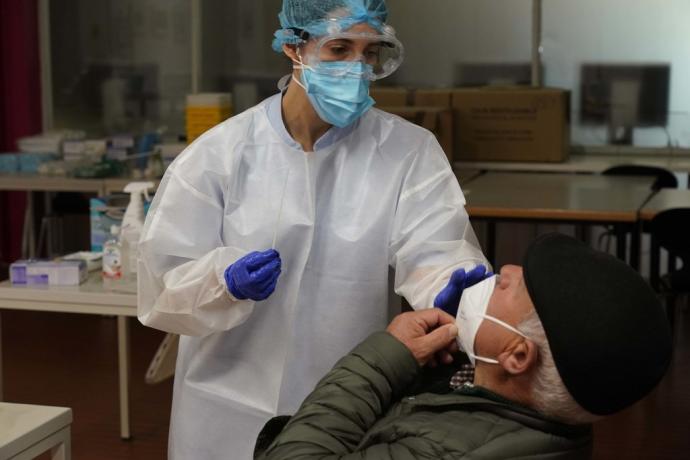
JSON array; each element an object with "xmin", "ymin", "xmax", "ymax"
[
  {"xmin": 0, "ymin": 275, "xmax": 136, "ymax": 439},
  {"xmin": 0, "ymin": 402, "xmax": 72, "ymax": 460}
]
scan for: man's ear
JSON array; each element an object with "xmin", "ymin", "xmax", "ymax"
[{"xmin": 497, "ymin": 339, "xmax": 538, "ymax": 376}]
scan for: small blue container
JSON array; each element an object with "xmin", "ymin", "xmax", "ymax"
[
  {"xmin": 18, "ymin": 153, "xmax": 59, "ymax": 173},
  {"xmin": 0, "ymin": 153, "xmax": 19, "ymax": 173}
]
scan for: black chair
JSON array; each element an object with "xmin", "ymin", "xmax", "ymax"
[
  {"xmin": 603, "ymin": 165, "xmax": 678, "ymax": 191},
  {"xmin": 649, "ymin": 208, "xmax": 690, "ymax": 329},
  {"xmin": 600, "ymin": 165, "xmax": 678, "ymax": 266}
]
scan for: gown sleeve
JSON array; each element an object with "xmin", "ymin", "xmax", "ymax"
[
  {"xmin": 389, "ymin": 134, "xmax": 489, "ymax": 310},
  {"xmin": 137, "ymin": 156, "xmax": 255, "ymax": 337}
]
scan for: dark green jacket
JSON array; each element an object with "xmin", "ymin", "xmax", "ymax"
[{"xmin": 257, "ymin": 332, "xmax": 592, "ymax": 459}]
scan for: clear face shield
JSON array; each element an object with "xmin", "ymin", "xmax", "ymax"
[{"xmin": 299, "ymin": 25, "xmax": 404, "ymax": 81}]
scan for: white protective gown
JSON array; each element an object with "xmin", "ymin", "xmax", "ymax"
[{"xmin": 138, "ymin": 93, "xmax": 487, "ymax": 459}]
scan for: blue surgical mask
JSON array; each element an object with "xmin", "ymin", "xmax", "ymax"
[{"xmin": 292, "ymin": 59, "xmax": 374, "ymax": 128}]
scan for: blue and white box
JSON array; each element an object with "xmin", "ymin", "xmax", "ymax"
[{"xmin": 10, "ymin": 260, "xmax": 88, "ymax": 286}]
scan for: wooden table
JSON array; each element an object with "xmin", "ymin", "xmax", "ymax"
[
  {"xmin": 462, "ymin": 172, "xmax": 657, "ymax": 268},
  {"xmin": 0, "ymin": 403, "xmax": 72, "ymax": 459},
  {"xmin": 0, "ymin": 275, "xmax": 136, "ymax": 439},
  {"xmin": 639, "ymin": 189, "xmax": 690, "ymax": 221}
]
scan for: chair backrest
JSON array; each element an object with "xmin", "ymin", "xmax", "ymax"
[
  {"xmin": 603, "ymin": 165, "xmax": 678, "ymax": 191},
  {"xmin": 650, "ymin": 208, "xmax": 690, "ymax": 264}
]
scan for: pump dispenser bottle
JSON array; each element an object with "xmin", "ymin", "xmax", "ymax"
[{"xmin": 120, "ymin": 181, "xmax": 154, "ymax": 293}]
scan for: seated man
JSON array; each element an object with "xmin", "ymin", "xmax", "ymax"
[{"xmin": 255, "ymin": 233, "xmax": 672, "ymax": 459}]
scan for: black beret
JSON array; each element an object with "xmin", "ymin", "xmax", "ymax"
[{"xmin": 523, "ymin": 233, "xmax": 672, "ymax": 416}]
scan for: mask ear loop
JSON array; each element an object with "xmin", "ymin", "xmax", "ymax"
[
  {"xmin": 291, "ymin": 47, "xmax": 309, "ymax": 91},
  {"xmin": 464, "ymin": 314, "xmax": 531, "ymax": 365}
]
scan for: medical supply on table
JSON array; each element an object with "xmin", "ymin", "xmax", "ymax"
[
  {"xmin": 90, "ymin": 194, "xmax": 129, "ymax": 252},
  {"xmin": 17, "ymin": 130, "xmax": 85, "ymax": 155},
  {"xmin": 143, "ymin": 148, "xmax": 165, "ymax": 179},
  {"xmin": 10, "ymin": 259, "xmax": 88, "ymax": 286},
  {"xmin": 62, "ymin": 139, "xmax": 107, "ymax": 162},
  {"xmin": 135, "ymin": 131, "xmax": 160, "ymax": 171},
  {"xmin": 186, "ymin": 93, "xmax": 233, "ymax": 143},
  {"xmin": 0, "ymin": 153, "xmax": 60, "ymax": 174},
  {"xmin": 102, "ymin": 225, "xmax": 123, "ymax": 290},
  {"xmin": 72, "ymin": 159, "xmax": 124, "ymax": 178},
  {"xmin": 106, "ymin": 134, "xmax": 135, "ymax": 162},
  {"xmin": 36, "ymin": 160, "xmax": 79, "ymax": 176},
  {"xmin": 120, "ymin": 181, "xmax": 155, "ymax": 292},
  {"xmin": 19, "ymin": 153, "xmax": 61, "ymax": 173},
  {"xmin": 0, "ymin": 153, "xmax": 19, "ymax": 173},
  {"xmin": 63, "ymin": 251, "xmax": 103, "ymax": 272},
  {"xmin": 434, "ymin": 264, "xmax": 491, "ymax": 316}
]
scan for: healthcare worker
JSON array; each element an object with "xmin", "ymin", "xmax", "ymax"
[{"xmin": 138, "ymin": 1, "xmax": 488, "ymax": 458}]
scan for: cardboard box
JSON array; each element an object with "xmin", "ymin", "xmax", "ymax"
[
  {"xmin": 413, "ymin": 89, "xmax": 452, "ymax": 108},
  {"xmin": 412, "ymin": 90, "xmax": 454, "ymax": 161},
  {"xmin": 451, "ymin": 87, "xmax": 570, "ymax": 162},
  {"xmin": 370, "ymin": 87, "xmax": 409, "ymax": 106}
]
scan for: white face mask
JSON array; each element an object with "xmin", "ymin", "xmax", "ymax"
[{"xmin": 455, "ymin": 275, "xmax": 530, "ymax": 366}]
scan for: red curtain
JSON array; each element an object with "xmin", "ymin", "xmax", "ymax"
[{"xmin": 0, "ymin": 0, "xmax": 42, "ymax": 265}]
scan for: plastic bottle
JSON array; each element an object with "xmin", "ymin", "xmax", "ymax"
[
  {"xmin": 120, "ymin": 181, "xmax": 154, "ymax": 293},
  {"xmin": 102, "ymin": 225, "xmax": 122, "ymax": 290}
]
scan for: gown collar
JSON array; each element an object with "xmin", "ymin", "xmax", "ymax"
[{"xmin": 265, "ymin": 90, "xmax": 357, "ymax": 152}]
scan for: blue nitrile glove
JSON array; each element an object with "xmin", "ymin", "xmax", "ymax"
[
  {"xmin": 433, "ymin": 265, "xmax": 492, "ymax": 316},
  {"xmin": 224, "ymin": 249, "xmax": 282, "ymax": 301}
]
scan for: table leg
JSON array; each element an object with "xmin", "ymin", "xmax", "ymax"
[
  {"xmin": 614, "ymin": 225, "xmax": 627, "ymax": 263},
  {"xmin": 22, "ymin": 191, "xmax": 36, "ymax": 259},
  {"xmin": 50, "ymin": 426, "xmax": 71, "ymax": 460},
  {"xmin": 630, "ymin": 222, "xmax": 641, "ymax": 271},
  {"xmin": 650, "ymin": 234, "xmax": 660, "ymax": 291},
  {"xmin": 0, "ymin": 312, "xmax": 3, "ymax": 400},
  {"xmin": 117, "ymin": 316, "xmax": 131, "ymax": 440}
]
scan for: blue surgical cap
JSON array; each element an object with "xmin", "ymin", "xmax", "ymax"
[{"xmin": 272, "ymin": 0, "xmax": 389, "ymax": 52}]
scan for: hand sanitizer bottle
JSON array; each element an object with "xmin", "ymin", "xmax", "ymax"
[
  {"xmin": 120, "ymin": 181, "xmax": 154, "ymax": 293},
  {"xmin": 102, "ymin": 225, "xmax": 122, "ymax": 290}
]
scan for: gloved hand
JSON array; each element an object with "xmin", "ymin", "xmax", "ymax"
[
  {"xmin": 224, "ymin": 249, "xmax": 282, "ymax": 301},
  {"xmin": 433, "ymin": 265, "xmax": 492, "ymax": 317}
]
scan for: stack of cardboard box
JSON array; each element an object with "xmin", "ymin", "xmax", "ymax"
[{"xmin": 370, "ymin": 86, "xmax": 570, "ymax": 163}]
